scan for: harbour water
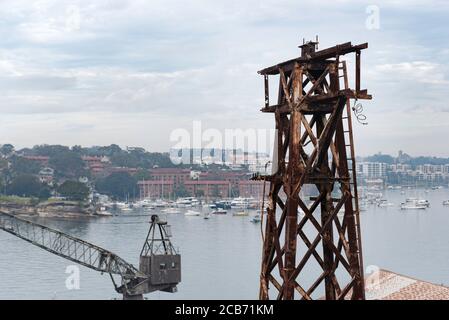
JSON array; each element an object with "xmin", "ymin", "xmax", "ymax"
[{"xmin": 1, "ymin": 188, "xmax": 449, "ymax": 299}]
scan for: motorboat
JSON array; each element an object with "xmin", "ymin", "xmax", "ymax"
[
  {"xmin": 230, "ymin": 197, "xmax": 256, "ymax": 209},
  {"xmin": 162, "ymin": 207, "xmax": 181, "ymax": 214},
  {"xmin": 377, "ymin": 199, "xmax": 394, "ymax": 207},
  {"xmin": 251, "ymin": 214, "xmax": 261, "ymax": 223},
  {"xmin": 135, "ymin": 199, "xmax": 156, "ymax": 209},
  {"xmin": 233, "ymin": 210, "xmax": 249, "ymax": 217},
  {"xmin": 185, "ymin": 210, "xmax": 201, "ymax": 216},
  {"xmin": 400, "ymin": 198, "xmax": 428, "ymax": 210},
  {"xmin": 114, "ymin": 201, "xmax": 127, "ymax": 209},
  {"xmin": 443, "ymin": 200, "xmax": 449, "ymax": 206},
  {"xmin": 176, "ymin": 197, "xmax": 200, "ymax": 207},
  {"xmin": 211, "ymin": 209, "xmax": 227, "ymax": 215},
  {"xmin": 96, "ymin": 206, "xmax": 113, "ymax": 216},
  {"xmin": 407, "ymin": 198, "xmax": 430, "ymax": 207},
  {"xmin": 215, "ymin": 200, "xmax": 232, "ymax": 209},
  {"xmin": 230, "ymin": 197, "xmax": 249, "ymax": 209},
  {"xmin": 120, "ymin": 204, "xmax": 133, "ymax": 212},
  {"xmin": 153, "ymin": 199, "xmax": 170, "ymax": 207}
]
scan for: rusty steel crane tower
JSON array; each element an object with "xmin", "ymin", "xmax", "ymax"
[{"xmin": 255, "ymin": 39, "xmax": 371, "ymax": 300}]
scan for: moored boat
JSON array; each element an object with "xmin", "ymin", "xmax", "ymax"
[
  {"xmin": 400, "ymin": 198, "xmax": 428, "ymax": 210},
  {"xmin": 211, "ymin": 209, "xmax": 227, "ymax": 215},
  {"xmin": 185, "ymin": 210, "xmax": 200, "ymax": 216},
  {"xmin": 377, "ymin": 199, "xmax": 394, "ymax": 207},
  {"xmin": 162, "ymin": 207, "xmax": 181, "ymax": 214},
  {"xmin": 96, "ymin": 206, "xmax": 113, "ymax": 216}
]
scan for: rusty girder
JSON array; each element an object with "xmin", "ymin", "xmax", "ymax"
[{"xmin": 258, "ymin": 40, "xmax": 371, "ymax": 300}]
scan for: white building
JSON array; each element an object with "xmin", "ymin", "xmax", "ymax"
[{"xmin": 358, "ymin": 162, "xmax": 387, "ymax": 178}]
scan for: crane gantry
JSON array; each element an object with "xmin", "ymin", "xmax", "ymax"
[{"xmin": 0, "ymin": 212, "xmax": 181, "ymax": 299}]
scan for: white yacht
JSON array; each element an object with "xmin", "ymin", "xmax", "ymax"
[
  {"xmin": 443, "ymin": 200, "xmax": 449, "ymax": 206},
  {"xmin": 400, "ymin": 198, "xmax": 428, "ymax": 210},
  {"xmin": 153, "ymin": 199, "xmax": 169, "ymax": 207},
  {"xmin": 211, "ymin": 209, "xmax": 227, "ymax": 215},
  {"xmin": 114, "ymin": 201, "xmax": 127, "ymax": 209},
  {"xmin": 135, "ymin": 198, "xmax": 155, "ymax": 209},
  {"xmin": 407, "ymin": 198, "xmax": 430, "ymax": 208},
  {"xmin": 176, "ymin": 197, "xmax": 200, "ymax": 207},
  {"xmin": 115, "ymin": 201, "xmax": 132, "ymax": 212},
  {"xmin": 162, "ymin": 207, "xmax": 181, "ymax": 214},
  {"xmin": 377, "ymin": 199, "xmax": 394, "ymax": 207},
  {"xmin": 184, "ymin": 209, "xmax": 201, "ymax": 216},
  {"xmin": 230, "ymin": 197, "xmax": 255, "ymax": 209},
  {"xmin": 96, "ymin": 206, "xmax": 113, "ymax": 216}
]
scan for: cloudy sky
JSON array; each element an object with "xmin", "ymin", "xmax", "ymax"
[{"xmin": 0, "ymin": 0, "xmax": 448, "ymax": 156}]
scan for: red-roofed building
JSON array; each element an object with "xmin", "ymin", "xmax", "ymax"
[
  {"xmin": 184, "ymin": 180, "xmax": 231, "ymax": 198},
  {"xmin": 238, "ymin": 180, "xmax": 266, "ymax": 198},
  {"xmin": 81, "ymin": 156, "xmax": 109, "ymax": 175},
  {"xmin": 22, "ymin": 155, "xmax": 49, "ymax": 166},
  {"xmin": 148, "ymin": 168, "xmax": 191, "ymax": 188},
  {"xmin": 138, "ymin": 180, "xmax": 174, "ymax": 199},
  {"xmin": 107, "ymin": 167, "xmax": 139, "ymax": 175}
]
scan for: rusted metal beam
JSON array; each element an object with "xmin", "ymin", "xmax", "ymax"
[
  {"xmin": 258, "ymin": 39, "xmax": 368, "ymax": 300},
  {"xmin": 258, "ymin": 42, "xmax": 368, "ymax": 75}
]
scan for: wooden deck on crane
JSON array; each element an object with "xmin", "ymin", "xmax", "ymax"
[{"xmin": 258, "ymin": 42, "xmax": 368, "ymax": 75}]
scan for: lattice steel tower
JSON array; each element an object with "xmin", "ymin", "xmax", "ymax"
[{"xmin": 256, "ymin": 39, "xmax": 371, "ymax": 300}]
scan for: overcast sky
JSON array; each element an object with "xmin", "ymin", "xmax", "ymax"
[{"xmin": 0, "ymin": 0, "xmax": 448, "ymax": 156}]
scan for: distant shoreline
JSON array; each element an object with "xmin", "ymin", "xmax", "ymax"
[{"xmin": 0, "ymin": 200, "xmax": 96, "ymax": 218}]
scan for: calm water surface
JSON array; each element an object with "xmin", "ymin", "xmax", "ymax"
[{"xmin": 1, "ymin": 188, "xmax": 449, "ymax": 299}]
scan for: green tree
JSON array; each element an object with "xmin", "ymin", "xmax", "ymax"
[
  {"xmin": 10, "ymin": 156, "xmax": 42, "ymax": 175},
  {"xmin": 49, "ymin": 151, "xmax": 87, "ymax": 178},
  {"xmin": 32, "ymin": 144, "xmax": 70, "ymax": 157},
  {"xmin": 95, "ymin": 172, "xmax": 137, "ymax": 200},
  {"xmin": 7, "ymin": 174, "xmax": 45, "ymax": 198},
  {"xmin": 57, "ymin": 180, "xmax": 90, "ymax": 201},
  {"xmin": 0, "ymin": 144, "xmax": 14, "ymax": 157},
  {"xmin": 38, "ymin": 187, "xmax": 52, "ymax": 200}
]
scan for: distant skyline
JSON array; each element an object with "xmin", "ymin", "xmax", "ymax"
[
  {"xmin": 0, "ymin": 1, "xmax": 448, "ymax": 156},
  {"xmin": 5, "ymin": 142, "xmax": 449, "ymax": 160}
]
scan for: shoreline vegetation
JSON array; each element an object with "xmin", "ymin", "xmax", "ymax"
[{"xmin": 0, "ymin": 195, "xmax": 95, "ymax": 218}]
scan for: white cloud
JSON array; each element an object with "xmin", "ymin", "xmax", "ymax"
[
  {"xmin": 375, "ymin": 61, "xmax": 448, "ymax": 84},
  {"xmin": 0, "ymin": 0, "xmax": 448, "ymax": 155}
]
